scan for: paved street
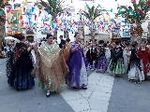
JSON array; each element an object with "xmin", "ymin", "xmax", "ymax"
[
  {"xmin": 1, "ymin": 58, "xmax": 150, "ymax": 112},
  {"xmin": 108, "ymin": 74, "xmax": 150, "ymax": 112},
  {"xmin": 0, "ymin": 59, "xmax": 74, "ymax": 112}
]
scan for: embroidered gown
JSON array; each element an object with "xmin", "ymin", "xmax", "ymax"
[
  {"xmin": 128, "ymin": 48, "xmax": 145, "ymax": 81},
  {"xmin": 6, "ymin": 42, "xmax": 35, "ymax": 90},
  {"xmin": 96, "ymin": 46, "xmax": 107, "ymax": 72},
  {"xmin": 123, "ymin": 47, "xmax": 131, "ymax": 74},
  {"xmin": 66, "ymin": 41, "xmax": 88, "ymax": 88},
  {"xmin": 36, "ymin": 42, "xmax": 68, "ymax": 92},
  {"xmin": 137, "ymin": 47, "xmax": 149, "ymax": 77},
  {"xmin": 107, "ymin": 46, "xmax": 125, "ymax": 75}
]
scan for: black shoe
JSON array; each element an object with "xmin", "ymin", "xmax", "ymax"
[
  {"xmin": 72, "ymin": 87, "xmax": 78, "ymax": 89},
  {"xmin": 82, "ymin": 86, "xmax": 87, "ymax": 90},
  {"xmin": 46, "ymin": 91, "xmax": 51, "ymax": 97}
]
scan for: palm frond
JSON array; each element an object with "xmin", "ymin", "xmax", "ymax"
[
  {"xmin": 39, "ymin": 0, "xmax": 64, "ymax": 21},
  {"xmin": 116, "ymin": 0, "xmax": 149, "ymax": 24},
  {"xmin": 82, "ymin": 4, "xmax": 106, "ymax": 21},
  {"xmin": 0, "ymin": 0, "xmax": 10, "ymax": 8}
]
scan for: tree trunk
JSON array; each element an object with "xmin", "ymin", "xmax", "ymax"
[
  {"xmin": 90, "ymin": 28, "xmax": 96, "ymax": 42},
  {"xmin": 148, "ymin": 21, "xmax": 150, "ymax": 38},
  {"xmin": 64, "ymin": 30, "xmax": 69, "ymax": 38},
  {"xmin": 53, "ymin": 31, "xmax": 57, "ymax": 40},
  {"xmin": 78, "ymin": 22, "xmax": 85, "ymax": 44},
  {"xmin": 0, "ymin": 8, "xmax": 6, "ymax": 57}
]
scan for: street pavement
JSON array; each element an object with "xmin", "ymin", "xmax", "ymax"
[
  {"xmin": 1, "ymin": 58, "xmax": 150, "ymax": 112},
  {"xmin": 108, "ymin": 74, "xmax": 150, "ymax": 112},
  {"xmin": 0, "ymin": 58, "xmax": 74, "ymax": 112}
]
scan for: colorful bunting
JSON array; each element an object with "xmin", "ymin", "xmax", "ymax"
[
  {"xmin": 4, "ymin": 1, "xmax": 136, "ymax": 34},
  {"xmin": 0, "ymin": 10, "xmax": 3, "ymax": 15},
  {"xmin": 131, "ymin": 0, "xmax": 136, "ymax": 4},
  {"xmin": 146, "ymin": 0, "xmax": 150, "ymax": 6}
]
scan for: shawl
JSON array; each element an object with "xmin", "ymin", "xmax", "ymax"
[{"xmin": 35, "ymin": 42, "xmax": 68, "ymax": 91}]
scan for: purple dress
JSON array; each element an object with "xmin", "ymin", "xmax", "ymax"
[{"xmin": 66, "ymin": 41, "xmax": 88, "ymax": 88}]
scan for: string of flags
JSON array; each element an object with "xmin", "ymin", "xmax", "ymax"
[{"xmin": 4, "ymin": 0, "xmax": 149, "ymax": 34}]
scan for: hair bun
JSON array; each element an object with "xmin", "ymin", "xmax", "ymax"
[{"xmin": 13, "ymin": 33, "xmax": 25, "ymax": 41}]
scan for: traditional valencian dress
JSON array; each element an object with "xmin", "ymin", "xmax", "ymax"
[
  {"xmin": 96, "ymin": 45, "xmax": 107, "ymax": 72},
  {"xmin": 107, "ymin": 46, "xmax": 125, "ymax": 76},
  {"xmin": 36, "ymin": 42, "xmax": 68, "ymax": 92},
  {"xmin": 66, "ymin": 41, "xmax": 88, "ymax": 89},
  {"xmin": 6, "ymin": 42, "xmax": 35, "ymax": 90},
  {"xmin": 137, "ymin": 47, "xmax": 149, "ymax": 79},
  {"xmin": 128, "ymin": 48, "xmax": 145, "ymax": 82},
  {"xmin": 123, "ymin": 47, "xmax": 131, "ymax": 74},
  {"xmin": 63, "ymin": 41, "xmax": 70, "ymax": 61}
]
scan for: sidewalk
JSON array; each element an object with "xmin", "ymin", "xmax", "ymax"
[{"xmin": 60, "ymin": 72, "xmax": 115, "ymax": 112}]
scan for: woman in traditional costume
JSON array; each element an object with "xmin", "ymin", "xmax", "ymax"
[
  {"xmin": 63, "ymin": 38, "xmax": 71, "ymax": 61},
  {"xmin": 104, "ymin": 43, "xmax": 111, "ymax": 70},
  {"xmin": 107, "ymin": 41, "xmax": 125, "ymax": 76},
  {"xmin": 123, "ymin": 42, "xmax": 131, "ymax": 74},
  {"xmin": 137, "ymin": 40, "xmax": 149, "ymax": 80},
  {"xmin": 36, "ymin": 34, "xmax": 68, "ymax": 97},
  {"xmin": 6, "ymin": 34, "xmax": 35, "ymax": 90},
  {"xmin": 66, "ymin": 32, "xmax": 88, "ymax": 89},
  {"xmin": 96, "ymin": 40, "xmax": 107, "ymax": 73},
  {"xmin": 128, "ymin": 42, "xmax": 145, "ymax": 83}
]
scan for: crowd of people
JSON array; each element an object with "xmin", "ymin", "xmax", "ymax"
[
  {"xmin": 84, "ymin": 39, "xmax": 150, "ymax": 83},
  {"xmin": 3, "ymin": 32, "xmax": 150, "ymax": 97},
  {"xmin": 5, "ymin": 32, "xmax": 88, "ymax": 97}
]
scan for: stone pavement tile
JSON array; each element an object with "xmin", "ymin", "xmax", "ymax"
[
  {"xmin": 1, "ymin": 103, "xmax": 21, "ymax": 112},
  {"xmin": 98, "ymin": 82, "xmax": 114, "ymax": 89},
  {"xmin": 89, "ymin": 98, "xmax": 109, "ymax": 112},
  {"xmin": 88, "ymin": 79, "xmax": 100, "ymax": 85},
  {"xmin": 67, "ymin": 98, "xmax": 91, "ymax": 112},
  {"xmin": 0, "ymin": 96, "xmax": 20, "ymax": 106},
  {"xmin": 0, "ymin": 59, "xmax": 74, "ymax": 112},
  {"xmin": 90, "ymin": 92, "xmax": 111, "ymax": 101},
  {"xmin": 78, "ymin": 90, "xmax": 93, "ymax": 99},
  {"xmin": 0, "ymin": 72, "xmax": 2, "ymax": 76},
  {"xmin": 20, "ymin": 107, "xmax": 43, "ymax": 112},
  {"xmin": 88, "ymin": 73, "xmax": 102, "ymax": 84},
  {"xmin": 99, "ymin": 79, "xmax": 114, "ymax": 87},
  {"xmin": 94, "ymin": 86, "xmax": 112, "ymax": 96},
  {"xmin": 60, "ymin": 89, "xmax": 83, "ymax": 102},
  {"xmin": 86, "ymin": 84, "xmax": 98, "ymax": 92},
  {"xmin": 95, "ymin": 82, "xmax": 114, "ymax": 94},
  {"xmin": 90, "ymin": 109, "xmax": 107, "ymax": 112},
  {"xmin": 60, "ymin": 71, "xmax": 115, "ymax": 112}
]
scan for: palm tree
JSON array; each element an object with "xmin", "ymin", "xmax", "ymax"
[
  {"xmin": 0, "ymin": 0, "xmax": 9, "ymax": 34},
  {"xmin": 39, "ymin": 0, "xmax": 64, "ymax": 37},
  {"xmin": 81, "ymin": 3, "xmax": 106, "ymax": 40},
  {"xmin": 40, "ymin": 0, "xmax": 64, "ymax": 22},
  {"xmin": 116, "ymin": 0, "xmax": 150, "ymax": 39}
]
